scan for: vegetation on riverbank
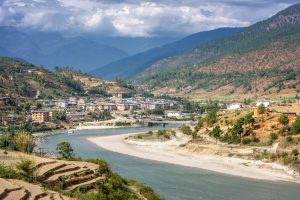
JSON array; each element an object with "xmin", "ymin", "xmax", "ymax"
[{"xmin": 128, "ymin": 129, "xmax": 176, "ymax": 141}]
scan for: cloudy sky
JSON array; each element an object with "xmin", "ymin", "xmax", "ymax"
[{"xmin": 0, "ymin": 0, "xmax": 299, "ymax": 37}]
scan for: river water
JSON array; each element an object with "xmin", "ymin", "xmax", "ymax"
[{"xmin": 38, "ymin": 125, "xmax": 300, "ymax": 200}]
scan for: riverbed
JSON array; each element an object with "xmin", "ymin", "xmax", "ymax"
[{"xmin": 38, "ymin": 125, "xmax": 300, "ymax": 200}]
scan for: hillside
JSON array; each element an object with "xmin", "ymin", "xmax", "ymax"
[
  {"xmin": 0, "ymin": 57, "xmax": 132, "ymax": 99},
  {"xmin": 91, "ymin": 28, "xmax": 241, "ymax": 80},
  {"xmin": 137, "ymin": 3, "xmax": 300, "ymax": 101},
  {"xmin": 0, "ymin": 57, "xmax": 74, "ymax": 98},
  {"xmin": 0, "ymin": 150, "xmax": 162, "ymax": 200},
  {"xmin": 0, "ymin": 27, "xmax": 127, "ymax": 71}
]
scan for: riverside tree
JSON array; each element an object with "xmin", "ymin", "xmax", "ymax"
[
  {"xmin": 210, "ymin": 126, "xmax": 222, "ymax": 144},
  {"xmin": 56, "ymin": 141, "xmax": 74, "ymax": 160}
]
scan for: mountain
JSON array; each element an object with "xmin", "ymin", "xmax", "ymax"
[
  {"xmin": 0, "ymin": 27, "xmax": 128, "ymax": 71},
  {"xmin": 90, "ymin": 27, "xmax": 242, "ymax": 80},
  {"xmin": 0, "ymin": 57, "xmax": 132, "ymax": 99},
  {"xmin": 137, "ymin": 3, "xmax": 300, "ymax": 100},
  {"xmin": 86, "ymin": 35, "xmax": 180, "ymax": 55}
]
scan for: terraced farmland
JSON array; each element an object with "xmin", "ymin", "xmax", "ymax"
[{"xmin": 0, "ymin": 150, "xmax": 107, "ymax": 199}]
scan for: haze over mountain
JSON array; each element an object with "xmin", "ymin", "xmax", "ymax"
[
  {"xmin": 91, "ymin": 27, "xmax": 242, "ymax": 80},
  {"xmin": 0, "ymin": 26, "xmax": 129, "ymax": 71},
  {"xmin": 137, "ymin": 3, "xmax": 300, "ymax": 100}
]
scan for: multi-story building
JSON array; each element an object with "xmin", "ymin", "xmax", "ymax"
[{"xmin": 31, "ymin": 110, "xmax": 50, "ymax": 123}]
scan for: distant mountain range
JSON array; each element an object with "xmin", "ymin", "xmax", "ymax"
[
  {"xmin": 90, "ymin": 27, "xmax": 242, "ymax": 79},
  {"xmin": 137, "ymin": 3, "xmax": 300, "ymax": 100},
  {"xmin": 0, "ymin": 26, "xmax": 181, "ymax": 72},
  {"xmin": 0, "ymin": 26, "xmax": 128, "ymax": 71}
]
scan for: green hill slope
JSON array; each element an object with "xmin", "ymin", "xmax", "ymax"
[{"xmin": 137, "ymin": 3, "xmax": 300, "ymax": 100}]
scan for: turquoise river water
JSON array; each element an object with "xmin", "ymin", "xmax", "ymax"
[{"xmin": 38, "ymin": 125, "xmax": 300, "ymax": 200}]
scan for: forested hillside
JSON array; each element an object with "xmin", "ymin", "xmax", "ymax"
[
  {"xmin": 137, "ymin": 3, "xmax": 300, "ymax": 100},
  {"xmin": 0, "ymin": 57, "xmax": 132, "ymax": 99},
  {"xmin": 91, "ymin": 28, "xmax": 241, "ymax": 79}
]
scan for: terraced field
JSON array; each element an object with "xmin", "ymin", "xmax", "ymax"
[
  {"xmin": 0, "ymin": 178, "xmax": 71, "ymax": 200},
  {"xmin": 0, "ymin": 150, "xmax": 107, "ymax": 199}
]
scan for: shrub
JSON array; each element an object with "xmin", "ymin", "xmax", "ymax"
[
  {"xmin": 242, "ymin": 138, "xmax": 252, "ymax": 145},
  {"xmin": 16, "ymin": 157, "xmax": 35, "ymax": 182},
  {"xmin": 179, "ymin": 125, "xmax": 192, "ymax": 135},
  {"xmin": 115, "ymin": 122, "xmax": 131, "ymax": 126},
  {"xmin": 291, "ymin": 116, "xmax": 300, "ymax": 134},
  {"xmin": 291, "ymin": 149, "xmax": 299, "ymax": 157},
  {"xmin": 270, "ymin": 132, "xmax": 278, "ymax": 140},
  {"xmin": 0, "ymin": 163, "xmax": 20, "ymax": 179},
  {"xmin": 14, "ymin": 133, "xmax": 35, "ymax": 153},
  {"xmin": 86, "ymin": 159, "xmax": 111, "ymax": 175},
  {"xmin": 286, "ymin": 136, "xmax": 294, "ymax": 143}
]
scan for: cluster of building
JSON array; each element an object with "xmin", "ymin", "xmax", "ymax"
[
  {"xmin": 226, "ymin": 99, "xmax": 299, "ymax": 118},
  {"xmin": 31, "ymin": 95, "xmax": 178, "ymax": 123}
]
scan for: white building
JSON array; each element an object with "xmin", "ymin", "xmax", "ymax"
[
  {"xmin": 227, "ymin": 103, "xmax": 242, "ymax": 110},
  {"xmin": 165, "ymin": 110, "xmax": 182, "ymax": 118},
  {"xmin": 56, "ymin": 100, "xmax": 68, "ymax": 109},
  {"xmin": 256, "ymin": 101, "xmax": 270, "ymax": 107}
]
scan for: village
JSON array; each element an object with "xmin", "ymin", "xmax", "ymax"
[{"xmin": 1, "ymin": 93, "xmax": 300, "ymax": 132}]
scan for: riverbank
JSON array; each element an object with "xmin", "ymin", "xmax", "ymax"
[{"xmin": 86, "ymin": 132, "xmax": 300, "ymax": 183}]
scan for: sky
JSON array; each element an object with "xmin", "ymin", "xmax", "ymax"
[{"xmin": 0, "ymin": 0, "xmax": 299, "ymax": 37}]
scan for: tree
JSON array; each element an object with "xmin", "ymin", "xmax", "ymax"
[
  {"xmin": 243, "ymin": 112, "xmax": 255, "ymax": 144},
  {"xmin": 36, "ymin": 102, "xmax": 42, "ymax": 109},
  {"xmin": 232, "ymin": 118, "xmax": 244, "ymax": 144},
  {"xmin": 257, "ymin": 105, "xmax": 266, "ymax": 121},
  {"xmin": 14, "ymin": 133, "xmax": 35, "ymax": 153},
  {"xmin": 52, "ymin": 111, "xmax": 67, "ymax": 121},
  {"xmin": 244, "ymin": 112, "xmax": 255, "ymax": 128},
  {"xmin": 210, "ymin": 126, "xmax": 222, "ymax": 144},
  {"xmin": 278, "ymin": 114, "xmax": 289, "ymax": 136},
  {"xmin": 56, "ymin": 142, "xmax": 74, "ymax": 160},
  {"xmin": 291, "ymin": 116, "xmax": 300, "ymax": 134},
  {"xmin": 23, "ymin": 102, "xmax": 31, "ymax": 112},
  {"xmin": 205, "ymin": 109, "xmax": 218, "ymax": 127},
  {"xmin": 192, "ymin": 117, "xmax": 204, "ymax": 140}
]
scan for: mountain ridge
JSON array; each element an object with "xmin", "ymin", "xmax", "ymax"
[
  {"xmin": 90, "ymin": 27, "xmax": 242, "ymax": 79},
  {"xmin": 136, "ymin": 3, "xmax": 300, "ymax": 100}
]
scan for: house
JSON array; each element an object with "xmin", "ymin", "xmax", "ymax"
[
  {"xmin": 256, "ymin": 101, "xmax": 271, "ymax": 107},
  {"xmin": 56, "ymin": 100, "xmax": 68, "ymax": 109},
  {"xmin": 0, "ymin": 97, "xmax": 11, "ymax": 105},
  {"xmin": 77, "ymin": 99, "xmax": 86, "ymax": 110},
  {"xmin": 227, "ymin": 103, "xmax": 242, "ymax": 110},
  {"xmin": 69, "ymin": 97, "xmax": 78, "ymax": 104},
  {"xmin": 102, "ymin": 103, "xmax": 117, "ymax": 111},
  {"xmin": 85, "ymin": 103, "xmax": 98, "ymax": 112},
  {"xmin": 165, "ymin": 110, "xmax": 182, "ymax": 118},
  {"xmin": 116, "ymin": 103, "xmax": 127, "ymax": 111},
  {"xmin": 112, "ymin": 91, "xmax": 131, "ymax": 99},
  {"xmin": 282, "ymin": 112, "xmax": 297, "ymax": 117},
  {"xmin": 31, "ymin": 110, "xmax": 49, "ymax": 123}
]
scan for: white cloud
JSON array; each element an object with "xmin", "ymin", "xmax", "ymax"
[{"xmin": 0, "ymin": 0, "xmax": 297, "ymax": 37}]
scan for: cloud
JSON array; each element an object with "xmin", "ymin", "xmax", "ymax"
[{"xmin": 0, "ymin": 0, "xmax": 298, "ymax": 37}]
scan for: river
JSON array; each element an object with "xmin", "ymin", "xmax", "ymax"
[{"xmin": 38, "ymin": 125, "xmax": 300, "ymax": 200}]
